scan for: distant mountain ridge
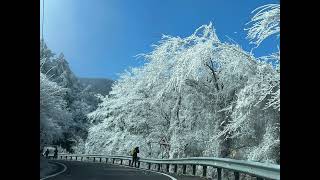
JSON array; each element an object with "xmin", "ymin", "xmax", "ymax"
[{"xmin": 78, "ymin": 78, "xmax": 114, "ymax": 96}]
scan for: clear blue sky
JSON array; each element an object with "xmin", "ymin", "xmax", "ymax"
[{"xmin": 40, "ymin": 0, "xmax": 279, "ymax": 80}]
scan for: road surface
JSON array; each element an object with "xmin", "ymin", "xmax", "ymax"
[{"xmin": 44, "ymin": 160, "xmax": 204, "ymax": 180}]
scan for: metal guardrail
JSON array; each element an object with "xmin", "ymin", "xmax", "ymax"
[{"xmin": 57, "ymin": 153, "xmax": 280, "ymax": 180}]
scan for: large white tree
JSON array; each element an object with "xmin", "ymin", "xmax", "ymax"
[{"xmin": 83, "ymin": 3, "xmax": 280, "ymax": 163}]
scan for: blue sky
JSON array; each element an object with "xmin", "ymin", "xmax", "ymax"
[{"xmin": 40, "ymin": 0, "xmax": 279, "ymax": 80}]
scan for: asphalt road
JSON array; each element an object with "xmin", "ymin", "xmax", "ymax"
[{"xmin": 46, "ymin": 160, "xmax": 177, "ymax": 180}]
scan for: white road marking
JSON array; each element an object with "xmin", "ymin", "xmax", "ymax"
[
  {"xmin": 40, "ymin": 161, "xmax": 67, "ymax": 180},
  {"xmin": 111, "ymin": 163, "xmax": 177, "ymax": 180},
  {"xmin": 58, "ymin": 159, "xmax": 177, "ymax": 180}
]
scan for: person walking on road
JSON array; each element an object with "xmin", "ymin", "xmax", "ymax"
[
  {"xmin": 45, "ymin": 149, "xmax": 49, "ymax": 158},
  {"xmin": 131, "ymin": 147, "xmax": 139, "ymax": 167},
  {"xmin": 54, "ymin": 147, "xmax": 58, "ymax": 159}
]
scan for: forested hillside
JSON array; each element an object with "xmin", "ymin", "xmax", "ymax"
[
  {"xmin": 40, "ymin": 42, "xmax": 113, "ymax": 152},
  {"xmin": 78, "ymin": 78, "xmax": 114, "ymax": 96}
]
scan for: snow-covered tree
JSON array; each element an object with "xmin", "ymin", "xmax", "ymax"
[
  {"xmin": 40, "ymin": 72, "xmax": 72, "ymax": 147},
  {"xmin": 246, "ymin": 4, "xmax": 280, "ymax": 47},
  {"xmin": 213, "ymin": 3, "xmax": 280, "ymax": 163},
  {"xmin": 82, "ymin": 3, "xmax": 280, "ymax": 164},
  {"xmin": 40, "ymin": 41, "xmax": 104, "ymax": 151}
]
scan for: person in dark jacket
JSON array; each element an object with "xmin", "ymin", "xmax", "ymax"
[
  {"xmin": 131, "ymin": 147, "xmax": 139, "ymax": 167},
  {"xmin": 54, "ymin": 147, "xmax": 58, "ymax": 159},
  {"xmin": 45, "ymin": 149, "xmax": 49, "ymax": 158}
]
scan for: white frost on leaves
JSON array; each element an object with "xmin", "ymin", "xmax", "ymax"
[
  {"xmin": 247, "ymin": 124, "xmax": 280, "ymax": 163},
  {"xmin": 40, "ymin": 72, "xmax": 72, "ymax": 146},
  {"xmin": 245, "ymin": 4, "xmax": 280, "ymax": 47},
  {"xmin": 40, "ymin": 41, "xmax": 99, "ymax": 150}
]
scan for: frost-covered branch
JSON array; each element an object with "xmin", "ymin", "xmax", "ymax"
[{"xmin": 246, "ymin": 4, "xmax": 280, "ymax": 47}]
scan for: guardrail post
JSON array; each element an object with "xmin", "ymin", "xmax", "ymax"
[
  {"xmin": 81, "ymin": 157, "xmax": 83, "ymax": 161},
  {"xmin": 166, "ymin": 164, "xmax": 170, "ymax": 172},
  {"xmin": 112, "ymin": 158, "xmax": 115, "ymax": 164},
  {"xmin": 138, "ymin": 161, "xmax": 140, "ymax": 168},
  {"xmin": 234, "ymin": 172, "xmax": 240, "ymax": 180},
  {"xmin": 75, "ymin": 156, "xmax": 77, "ymax": 160},
  {"xmin": 192, "ymin": 165, "xmax": 196, "ymax": 175},
  {"xmin": 202, "ymin": 165, "xmax": 207, "ymax": 177},
  {"xmin": 148, "ymin": 163, "xmax": 151, "ymax": 169},
  {"xmin": 106, "ymin": 158, "xmax": 108, "ymax": 163},
  {"xmin": 100, "ymin": 158, "xmax": 102, "ymax": 162},
  {"xmin": 120, "ymin": 159, "xmax": 123, "ymax": 165},
  {"xmin": 174, "ymin": 164, "xmax": 177, "ymax": 173},
  {"xmin": 217, "ymin": 168, "xmax": 222, "ymax": 180},
  {"xmin": 65, "ymin": 156, "xmax": 67, "ymax": 160},
  {"xmin": 183, "ymin": 165, "xmax": 186, "ymax": 174},
  {"xmin": 129, "ymin": 160, "xmax": 131, "ymax": 166},
  {"xmin": 93, "ymin": 157, "xmax": 95, "ymax": 162},
  {"xmin": 157, "ymin": 164, "xmax": 161, "ymax": 171},
  {"xmin": 70, "ymin": 156, "xmax": 72, "ymax": 160}
]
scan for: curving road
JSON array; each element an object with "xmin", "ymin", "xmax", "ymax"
[{"xmin": 45, "ymin": 160, "xmax": 180, "ymax": 180}]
